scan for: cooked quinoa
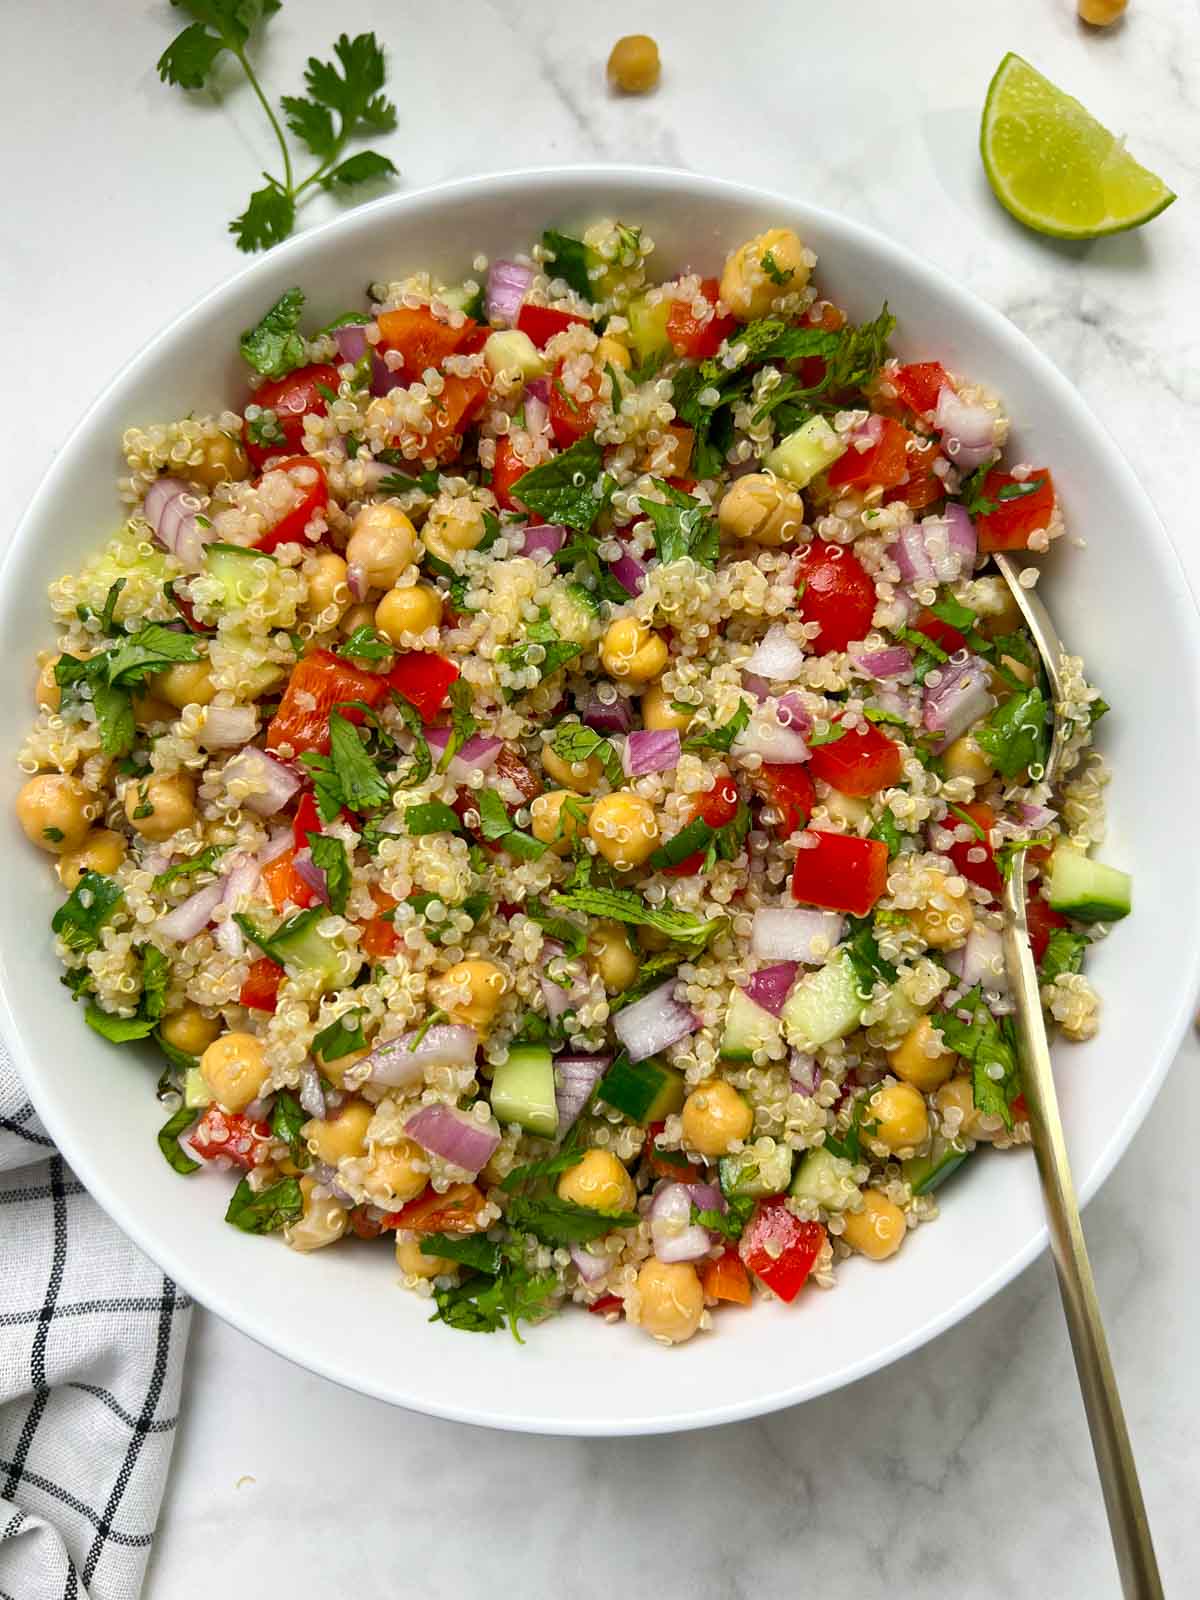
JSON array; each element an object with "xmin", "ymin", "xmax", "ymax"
[{"xmin": 16, "ymin": 218, "xmax": 1131, "ymax": 1346}]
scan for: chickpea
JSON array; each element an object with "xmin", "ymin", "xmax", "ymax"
[
  {"xmin": 346, "ymin": 503, "xmax": 418, "ymax": 590},
  {"xmin": 595, "ymin": 335, "xmax": 632, "ymax": 372},
  {"xmin": 17, "ymin": 774, "xmax": 92, "ymax": 854},
  {"xmin": 587, "ymin": 791, "xmax": 660, "ymax": 870},
  {"xmin": 607, "ymin": 33, "xmax": 661, "ymax": 94},
  {"xmin": 530, "ymin": 789, "xmax": 590, "ymax": 853},
  {"xmin": 303, "ymin": 1100, "xmax": 373, "ymax": 1166},
  {"xmin": 972, "ymin": 577, "xmax": 1023, "ymax": 639},
  {"xmin": 601, "ymin": 617, "xmax": 668, "ymax": 683},
  {"xmin": 375, "ymin": 584, "xmax": 443, "ymax": 644},
  {"xmin": 422, "ymin": 494, "xmax": 487, "ymax": 564},
  {"xmin": 159, "ymin": 1004, "xmax": 220, "ymax": 1058},
  {"xmin": 286, "ymin": 1175, "xmax": 348, "ymax": 1253},
  {"xmin": 315, "ymin": 1044, "xmax": 370, "ymax": 1092},
  {"xmin": 305, "ymin": 551, "xmax": 349, "ymax": 618},
  {"xmin": 200, "ymin": 1031, "xmax": 269, "ymax": 1113},
  {"xmin": 641, "ymin": 681, "xmax": 692, "ymax": 734},
  {"xmin": 868, "ymin": 1081, "xmax": 930, "ymax": 1154},
  {"xmin": 935, "ymin": 1076, "xmax": 1002, "ymax": 1143},
  {"xmin": 57, "ymin": 829, "xmax": 126, "ymax": 890},
  {"xmin": 681, "ymin": 1079, "xmax": 754, "ymax": 1158},
  {"xmin": 842, "ymin": 1189, "xmax": 907, "ymax": 1261},
  {"xmin": 340, "ymin": 601, "xmax": 377, "ymax": 638},
  {"xmin": 588, "ymin": 920, "xmax": 638, "ymax": 993},
  {"xmin": 542, "ymin": 743, "xmax": 604, "ymax": 793},
  {"xmin": 1078, "ymin": 0, "xmax": 1126, "ymax": 25},
  {"xmin": 908, "ymin": 872, "xmax": 974, "ymax": 950},
  {"xmin": 361, "ymin": 1137, "xmax": 428, "ymax": 1207},
  {"xmin": 720, "ymin": 228, "xmax": 812, "ymax": 322},
  {"xmin": 557, "ymin": 1149, "xmax": 636, "ymax": 1212},
  {"xmin": 189, "ymin": 432, "xmax": 248, "ymax": 490},
  {"xmin": 36, "ymin": 655, "xmax": 61, "ymax": 712},
  {"xmin": 132, "ymin": 690, "xmax": 176, "ymax": 729},
  {"xmin": 428, "ymin": 958, "xmax": 508, "ymax": 1031},
  {"xmin": 396, "ymin": 1235, "xmax": 455, "ymax": 1279},
  {"xmin": 718, "ymin": 474, "xmax": 806, "ymax": 546},
  {"xmin": 637, "ymin": 1260, "xmax": 704, "ymax": 1344},
  {"xmin": 988, "ymin": 654, "xmax": 1033, "ymax": 697},
  {"xmin": 942, "ymin": 734, "xmax": 994, "ymax": 786},
  {"xmin": 153, "ymin": 660, "xmax": 215, "ymax": 710},
  {"xmin": 888, "ymin": 1017, "xmax": 957, "ymax": 1094},
  {"xmin": 124, "ymin": 773, "xmax": 196, "ymax": 842}
]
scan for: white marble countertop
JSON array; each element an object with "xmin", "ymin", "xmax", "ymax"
[{"xmin": 4, "ymin": 0, "xmax": 1198, "ymax": 1592}]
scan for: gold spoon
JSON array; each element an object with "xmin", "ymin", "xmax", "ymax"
[{"xmin": 992, "ymin": 551, "xmax": 1163, "ymax": 1599}]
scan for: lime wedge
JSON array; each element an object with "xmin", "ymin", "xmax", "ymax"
[{"xmin": 981, "ymin": 53, "xmax": 1175, "ymax": 238}]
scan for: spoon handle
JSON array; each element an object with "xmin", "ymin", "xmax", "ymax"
[{"xmin": 1002, "ymin": 866, "xmax": 1163, "ymax": 1599}]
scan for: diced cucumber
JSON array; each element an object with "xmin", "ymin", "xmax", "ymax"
[
  {"xmin": 183, "ymin": 1066, "xmax": 212, "ymax": 1109},
  {"xmin": 483, "ymin": 329, "xmax": 547, "ymax": 382},
  {"xmin": 564, "ymin": 580, "xmax": 600, "ymax": 618},
  {"xmin": 789, "ymin": 1146, "xmax": 861, "ymax": 1212},
  {"xmin": 598, "ymin": 1054, "xmax": 685, "ymax": 1124},
  {"xmin": 214, "ymin": 629, "xmax": 285, "ymax": 696},
  {"xmin": 491, "ymin": 1044, "xmax": 559, "ymax": 1138},
  {"xmin": 903, "ymin": 1136, "xmax": 969, "ymax": 1197},
  {"xmin": 782, "ymin": 953, "xmax": 864, "ymax": 1048},
  {"xmin": 764, "ymin": 416, "xmax": 847, "ymax": 489},
  {"xmin": 1046, "ymin": 844, "xmax": 1131, "ymax": 924},
  {"xmin": 873, "ymin": 984, "xmax": 923, "ymax": 1048},
  {"xmin": 719, "ymin": 988, "xmax": 781, "ymax": 1062},
  {"xmin": 205, "ymin": 542, "xmax": 276, "ymax": 609},
  {"xmin": 719, "ymin": 1141, "xmax": 793, "ymax": 1198},
  {"xmin": 627, "ymin": 294, "xmax": 672, "ymax": 363},
  {"xmin": 270, "ymin": 919, "xmax": 352, "ymax": 993}
]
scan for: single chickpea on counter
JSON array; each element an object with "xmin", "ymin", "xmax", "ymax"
[{"xmin": 607, "ymin": 34, "xmax": 660, "ymax": 95}]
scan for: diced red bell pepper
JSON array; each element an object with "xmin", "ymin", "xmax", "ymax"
[
  {"xmin": 360, "ymin": 915, "xmax": 400, "ymax": 960},
  {"xmin": 516, "ymin": 303, "xmax": 591, "ymax": 349},
  {"xmin": 912, "ymin": 606, "xmax": 967, "ymax": 655},
  {"xmin": 946, "ymin": 800, "xmax": 1002, "ymax": 898},
  {"xmin": 165, "ymin": 580, "xmax": 215, "ymax": 635},
  {"xmin": 791, "ymin": 830, "xmax": 889, "ymax": 916},
  {"xmin": 701, "ymin": 1250, "xmax": 753, "ymax": 1306},
  {"xmin": 827, "ymin": 417, "xmax": 913, "ymax": 491},
  {"xmin": 738, "ymin": 1200, "xmax": 825, "ymax": 1303},
  {"xmin": 375, "ymin": 306, "xmax": 481, "ymax": 377},
  {"xmin": 188, "ymin": 1106, "xmax": 273, "ymax": 1169},
  {"xmin": 492, "ymin": 436, "xmax": 529, "ymax": 511},
  {"xmin": 549, "ymin": 360, "xmax": 602, "ymax": 447},
  {"xmin": 385, "ymin": 1182, "xmax": 487, "ymax": 1234},
  {"xmin": 891, "ymin": 361, "xmax": 950, "ymax": 417},
  {"xmin": 255, "ymin": 457, "xmax": 329, "ymax": 554},
  {"xmin": 807, "ymin": 720, "xmax": 902, "ymax": 797},
  {"xmin": 665, "ymin": 775, "xmax": 741, "ymax": 876},
  {"xmin": 387, "ymin": 651, "xmax": 459, "ymax": 722},
  {"xmin": 1026, "ymin": 890, "xmax": 1068, "ymax": 965},
  {"xmin": 753, "ymin": 763, "xmax": 817, "ymax": 839},
  {"xmin": 587, "ymin": 1294, "xmax": 625, "ymax": 1318},
  {"xmin": 666, "ymin": 277, "xmax": 736, "ymax": 360},
  {"xmin": 291, "ymin": 791, "xmax": 322, "ymax": 852},
  {"xmin": 266, "ymin": 648, "xmax": 389, "ymax": 756},
  {"xmin": 403, "ymin": 373, "xmax": 490, "ymax": 465},
  {"xmin": 261, "ymin": 846, "xmax": 318, "ymax": 912},
  {"xmin": 975, "ymin": 468, "xmax": 1056, "ymax": 552},
  {"xmin": 1011, "ymin": 1092, "xmax": 1029, "ymax": 1121},
  {"xmin": 239, "ymin": 956, "xmax": 285, "ymax": 1011},
  {"xmin": 795, "ymin": 540, "xmax": 877, "ymax": 656},
  {"xmin": 242, "ymin": 364, "xmax": 341, "ymax": 470},
  {"xmin": 883, "ymin": 437, "xmax": 944, "ymax": 511}
]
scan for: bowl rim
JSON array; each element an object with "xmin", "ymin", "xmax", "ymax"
[{"xmin": 5, "ymin": 163, "xmax": 1199, "ymax": 1435}]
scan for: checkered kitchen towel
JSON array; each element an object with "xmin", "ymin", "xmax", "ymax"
[{"xmin": 0, "ymin": 1041, "xmax": 190, "ymax": 1600}]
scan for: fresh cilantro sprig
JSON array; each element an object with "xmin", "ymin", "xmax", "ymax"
[
  {"xmin": 931, "ymin": 988, "xmax": 1021, "ymax": 1130},
  {"xmin": 508, "ymin": 436, "xmax": 612, "ymax": 533},
  {"xmin": 692, "ymin": 1194, "xmax": 755, "ymax": 1241},
  {"xmin": 157, "ymin": 10, "xmax": 398, "ymax": 253},
  {"xmin": 681, "ymin": 698, "xmax": 750, "ymax": 754},
  {"xmin": 540, "ymin": 230, "xmax": 592, "ymax": 301},
  {"xmin": 51, "ymin": 872, "xmax": 124, "ymax": 956},
  {"xmin": 550, "ymin": 724, "xmax": 623, "ymax": 788},
  {"xmin": 550, "ymin": 882, "xmax": 722, "ymax": 949},
  {"xmin": 638, "ymin": 482, "xmax": 719, "ymax": 568},
  {"xmin": 1038, "ymin": 928, "xmax": 1090, "ymax": 986},
  {"xmin": 312, "ymin": 1008, "xmax": 366, "ymax": 1061},
  {"xmin": 300, "ymin": 710, "xmax": 390, "ymax": 820},
  {"xmin": 441, "ymin": 680, "xmax": 479, "ymax": 773},
  {"xmin": 476, "ymin": 789, "xmax": 548, "ymax": 862},
  {"xmin": 975, "ymin": 686, "xmax": 1051, "ymax": 780}
]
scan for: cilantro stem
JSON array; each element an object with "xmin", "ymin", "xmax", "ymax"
[{"xmin": 234, "ymin": 46, "xmax": 294, "ymax": 194}]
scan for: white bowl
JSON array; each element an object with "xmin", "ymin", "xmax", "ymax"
[{"xmin": 3, "ymin": 167, "xmax": 1198, "ymax": 1435}]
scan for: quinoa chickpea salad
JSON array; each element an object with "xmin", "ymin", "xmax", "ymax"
[{"xmin": 16, "ymin": 218, "xmax": 1131, "ymax": 1347}]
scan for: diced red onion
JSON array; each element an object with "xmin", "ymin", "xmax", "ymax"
[
  {"xmin": 935, "ymin": 385, "xmax": 1001, "ymax": 471},
  {"xmin": 365, "ymin": 1024, "xmax": 478, "ymax": 1088},
  {"xmin": 311, "ymin": 1160, "xmax": 356, "ymax": 1205},
  {"xmin": 223, "ymin": 747, "xmax": 302, "ymax": 816},
  {"xmin": 790, "ymin": 1051, "xmax": 820, "ymax": 1095},
  {"xmin": 1019, "ymin": 801, "xmax": 1057, "ymax": 829},
  {"xmin": 686, "ymin": 1182, "xmax": 725, "ymax": 1215},
  {"xmin": 525, "ymin": 375, "xmax": 551, "ymax": 406},
  {"xmin": 333, "ymin": 324, "xmax": 368, "ymax": 363},
  {"xmin": 555, "ymin": 1055, "xmax": 610, "ymax": 1134},
  {"xmin": 346, "ymin": 561, "xmax": 369, "ymax": 602},
  {"xmin": 245, "ymin": 1094, "xmax": 275, "ymax": 1123},
  {"xmin": 622, "ymin": 728, "xmax": 680, "ymax": 777},
  {"xmin": 139, "ymin": 845, "xmax": 173, "ymax": 878},
  {"xmin": 943, "ymin": 501, "xmax": 977, "ymax": 572},
  {"xmin": 524, "ymin": 391, "xmax": 550, "ymax": 442},
  {"xmin": 751, "ymin": 907, "xmax": 844, "ymax": 964},
  {"xmin": 298, "ymin": 1066, "xmax": 326, "ymax": 1120},
  {"xmin": 485, "ymin": 260, "xmax": 535, "ymax": 326},
  {"xmin": 847, "ymin": 412, "xmax": 885, "ymax": 452},
  {"xmin": 852, "ymin": 645, "xmax": 913, "ymax": 680},
  {"xmin": 422, "ymin": 725, "xmax": 503, "ymax": 781},
  {"xmin": 733, "ymin": 713, "xmax": 809, "ymax": 765},
  {"xmin": 143, "ymin": 476, "xmax": 212, "ymax": 572},
  {"xmin": 156, "ymin": 881, "xmax": 224, "ymax": 942},
  {"xmin": 199, "ymin": 705, "xmax": 259, "ymax": 749},
  {"xmin": 405, "ymin": 1103, "xmax": 501, "ymax": 1174},
  {"xmin": 744, "ymin": 963, "xmax": 799, "ymax": 1017},
  {"xmin": 519, "ymin": 523, "xmax": 567, "ymax": 560},
  {"xmin": 776, "ymin": 692, "xmax": 812, "ymax": 734},
  {"xmin": 742, "ymin": 672, "xmax": 771, "ymax": 702},
  {"xmin": 291, "ymin": 846, "xmax": 329, "ymax": 906},
  {"xmin": 889, "ymin": 523, "xmax": 936, "ymax": 586},
  {"xmin": 257, "ymin": 828, "xmax": 294, "ymax": 865},
  {"xmin": 580, "ymin": 692, "xmax": 634, "ymax": 735},
  {"xmin": 745, "ymin": 623, "xmax": 807, "ymax": 681},
  {"xmin": 943, "ymin": 926, "xmax": 1008, "ymax": 993},
  {"xmin": 922, "ymin": 655, "xmax": 994, "ymax": 745},
  {"xmin": 650, "ymin": 1182, "xmax": 715, "ymax": 1263},
  {"xmin": 610, "ymin": 552, "xmax": 647, "ymax": 595},
  {"xmin": 612, "ymin": 981, "xmax": 700, "ymax": 1063},
  {"xmin": 370, "ymin": 352, "xmax": 405, "ymax": 397},
  {"xmin": 570, "ymin": 1243, "xmax": 611, "ymax": 1283}
]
